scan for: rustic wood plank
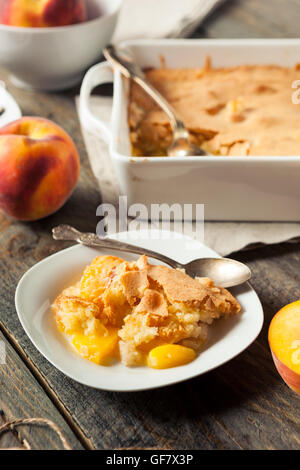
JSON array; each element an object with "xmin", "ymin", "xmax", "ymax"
[
  {"xmin": 0, "ymin": 411, "xmax": 25, "ymax": 450},
  {"xmin": 196, "ymin": 0, "xmax": 300, "ymax": 39},
  {"xmin": 0, "ymin": 0, "xmax": 299, "ymax": 450},
  {"xmin": 0, "ymin": 331, "xmax": 83, "ymax": 450}
]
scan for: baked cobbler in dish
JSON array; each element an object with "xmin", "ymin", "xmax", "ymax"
[
  {"xmin": 129, "ymin": 58, "xmax": 300, "ymax": 156},
  {"xmin": 53, "ymin": 255, "xmax": 241, "ymax": 369}
]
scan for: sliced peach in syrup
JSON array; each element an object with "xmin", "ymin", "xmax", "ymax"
[{"xmin": 72, "ymin": 328, "xmax": 119, "ymax": 366}]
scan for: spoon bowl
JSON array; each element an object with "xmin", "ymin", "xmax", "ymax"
[
  {"xmin": 168, "ymin": 137, "xmax": 208, "ymax": 157},
  {"xmin": 184, "ymin": 257, "xmax": 251, "ymax": 288},
  {"xmin": 52, "ymin": 225, "xmax": 251, "ymax": 288}
]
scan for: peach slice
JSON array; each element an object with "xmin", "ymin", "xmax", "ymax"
[
  {"xmin": 147, "ymin": 344, "xmax": 196, "ymax": 369},
  {"xmin": 269, "ymin": 300, "xmax": 300, "ymax": 394},
  {"xmin": 72, "ymin": 328, "xmax": 119, "ymax": 366}
]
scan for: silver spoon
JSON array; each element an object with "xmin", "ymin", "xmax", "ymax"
[
  {"xmin": 103, "ymin": 44, "xmax": 210, "ymax": 157},
  {"xmin": 52, "ymin": 225, "xmax": 251, "ymax": 288}
]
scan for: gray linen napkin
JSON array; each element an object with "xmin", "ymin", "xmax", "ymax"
[{"xmin": 112, "ymin": 0, "xmax": 225, "ymax": 42}]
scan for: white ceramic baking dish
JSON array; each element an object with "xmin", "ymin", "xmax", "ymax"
[{"xmin": 80, "ymin": 39, "xmax": 300, "ymax": 221}]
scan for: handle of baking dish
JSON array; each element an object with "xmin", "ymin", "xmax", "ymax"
[{"xmin": 79, "ymin": 61, "xmax": 113, "ymax": 143}]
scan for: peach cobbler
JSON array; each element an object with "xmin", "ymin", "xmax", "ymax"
[
  {"xmin": 53, "ymin": 255, "xmax": 241, "ymax": 369},
  {"xmin": 129, "ymin": 59, "xmax": 300, "ymax": 156}
]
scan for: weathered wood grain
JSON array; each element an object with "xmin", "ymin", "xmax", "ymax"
[
  {"xmin": 0, "ymin": 331, "xmax": 83, "ymax": 450},
  {"xmin": 0, "ymin": 0, "xmax": 299, "ymax": 451},
  {"xmin": 197, "ymin": 0, "xmax": 300, "ymax": 39},
  {"xmin": 0, "ymin": 411, "xmax": 25, "ymax": 450}
]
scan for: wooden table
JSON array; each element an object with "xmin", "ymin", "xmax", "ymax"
[{"xmin": 0, "ymin": 0, "xmax": 299, "ymax": 450}]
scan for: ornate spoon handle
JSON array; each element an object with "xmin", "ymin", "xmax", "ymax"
[{"xmin": 52, "ymin": 225, "xmax": 180, "ymax": 269}]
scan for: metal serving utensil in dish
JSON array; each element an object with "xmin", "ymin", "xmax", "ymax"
[
  {"xmin": 52, "ymin": 225, "xmax": 251, "ymax": 288},
  {"xmin": 103, "ymin": 44, "xmax": 210, "ymax": 157}
]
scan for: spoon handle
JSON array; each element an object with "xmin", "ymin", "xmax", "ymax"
[
  {"xmin": 134, "ymin": 76, "xmax": 188, "ymax": 137},
  {"xmin": 103, "ymin": 45, "xmax": 189, "ymax": 139},
  {"xmin": 52, "ymin": 225, "xmax": 181, "ymax": 269}
]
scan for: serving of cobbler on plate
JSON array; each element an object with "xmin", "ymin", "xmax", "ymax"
[{"xmin": 53, "ymin": 254, "xmax": 241, "ymax": 369}]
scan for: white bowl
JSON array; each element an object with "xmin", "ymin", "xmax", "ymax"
[
  {"xmin": 80, "ymin": 39, "xmax": 300, "ymax": 221},
  {"xmin": 15, "ymin": 229, "xmax": 263, "ymax": 391},
  {"xmin": 0, "ymin": 0, "xmax": 122, "ymax": 91}
]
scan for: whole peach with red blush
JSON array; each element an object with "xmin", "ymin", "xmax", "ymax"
[
  {"xmin": 0, "ymin": 117, "xmax": 80, "ymax": 221},
  {"xmin": 0, "ymin": 0, "xmax": 87, "ymax": 28}
]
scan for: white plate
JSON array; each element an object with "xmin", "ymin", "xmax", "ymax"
[{"xmin": 15, "ymin": 230, "xmax": 263, "ymax": 392}]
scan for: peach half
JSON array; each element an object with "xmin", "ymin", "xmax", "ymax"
[
  {"xmin": 0, "ymin": 117, "xmax": 80, "ymax": 221},
  {"xmin": 269, "ymin": 300, "xmax": 300, "ymax": 394}
]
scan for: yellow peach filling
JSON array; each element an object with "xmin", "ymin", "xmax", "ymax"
[{"xmin": 72, "ymin": 328, "xmax": 119, "ymax": 366}]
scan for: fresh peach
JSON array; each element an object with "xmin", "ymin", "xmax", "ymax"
[
  {"xmin": 0, "ymin": 0, "xmax": 87, "ymax": 28},
  {"xmin": 0, "ymin": 117, "xmax": 80, "ymax": 221},
  {"xmin": 269, "ymin": 300, "xmax": 300, "ymax": 394}
]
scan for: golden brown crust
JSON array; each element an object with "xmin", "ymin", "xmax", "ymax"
[
  {"xmin": 135, "ymin": 288, "xmax": 169, "ymax": 317},
  {"xmin": 129, "ymin": 62, "xmax": 300, "ymax": 156},
  {"xmin": 119, "ymin": 269, "xmax": 149, "ymax": 305},
  {"xmin": 53, "ymin": 294, "xmax": 105, "ymax": 333},
  {"xmin": 147, "ymin": 264, "xmax": 240, "ymax": 314}
]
